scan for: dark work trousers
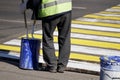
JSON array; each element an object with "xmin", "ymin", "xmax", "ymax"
[{"xmin": 42, "ymin": 12, "xmax": 71, "ymax": 69}]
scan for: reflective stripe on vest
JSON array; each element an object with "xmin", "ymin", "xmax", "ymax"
[
  {"xmin": 41, "ymin": 0, "xmax": 71, "ymax": 8},
  {"xmin": 38, "ymin": 0, "xmax": 72, "ymax": 18}
]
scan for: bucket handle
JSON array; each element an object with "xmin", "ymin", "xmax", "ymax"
[
  {"xmin": 31, "ymin": 20, "xmax": 36, "ymax": 38},
  {"xmin": 21, "ymin": 0, "xmax": 37, "ymax": 39}
]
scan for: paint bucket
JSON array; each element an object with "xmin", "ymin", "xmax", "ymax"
[
  {"xmin": 100, "ymin": 56, "xmax": 120, "ymax": 80},
  {"xmin": 19, "ymin": 38, "xmax": 41, "ymax": 70}
]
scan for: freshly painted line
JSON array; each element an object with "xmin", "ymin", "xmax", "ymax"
[
  {"xmin": 112, "ymin": 6, "xmax": 120, "ymax": 9},
  {"xmin": 72, "ymin": 20, "xmax": 120, "ymax": 28},
  {"xmin": 21, "ymin": 34, "xmax": 120, "ymax": 50},
  {"xmin": 100, "ymin": 11, "xmax": 120, "ymax": 15},
  {"xmin": 35, "ymin": 30, "xmax": 120, "ymax": 43},
  {"xmin": 83, "ymin": 14, "xmax": 120, "ymax": 21},
  {"xmin": 22, "ymin": 28, "xmax": 120, "ymax": 38},
  {"xmin": 67, "ymin": 60, "xmax": 100, "ymax": 72},
  {"xmin": 4, "ymin": 39, "xmax": 21, "ymax": 46},
  {"xmin": 0, "ymin": 44, "xmax": 20, "ymax": 52},
  {"xmin": 71, "ymin": 24, "xmax": 120, "ymax": 32},
  {"xmin": 94, "ymin": 13, "xmax": 120, "ymax": 17},
  {"xmin": 0, "ymin": 51, "xmax": 100, "ymax": 72},
  {"xmin": 106, "ymin": 8, "xmax": 120, "ymax": 12},
  {"xmin": 71, "ymin": 33, "xmax": 120, "ymax": 43},
  {"xmin": 0, "ymin": 44, "xmax": 100, "ymax": 62},
  {"xmin": 71, "ymin": 28, "xmax": 120, "ymax": 38},
  {"xmin": 76, "ymin": 17, "xmax": 120, "ymax": 24},
  {"xmin": 4, "ymin": 39, "xmax": 120, "ymax": 56}
]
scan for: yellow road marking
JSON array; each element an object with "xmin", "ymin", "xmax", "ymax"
[
  {"xmin": 21, "ymin": 34, "xmax": 120, "ymax": 50},
  {"xmin": 112, "ymin": 6, "xmax": 120, "ymax": 9},
  {"xmin": 100, "ymin": 11, "xmax": 120, "ymax": 15},
  {"xmin": 0, "ymin": 44, "xmax": 100, "ymax": 62},
  {"xmin": 71, "ymin": 28, "xmax": 120, "ymax": 38},
  {"xmin": 72, "ymin": 20, "xmax": 120, "ymax": 28},
  {"xmin": 83, "ymin": 14, "xmax": 120, "ymax": 21},
  {"xmin": 0, "ymin": 44, "xmax": 20, "ymax": 52}
]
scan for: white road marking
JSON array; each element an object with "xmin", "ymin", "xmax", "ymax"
[
  {"xmin": 0, "ymin": 51, "xmax": 100, "ymax": 72},
  {"xmin": 35, "ymin": 30, "xmax": 120, "ymax": 43},
  {"xmin": 71, "ymin": 24, "xmax": 120, "ymax": 32},
  {"xmin": 76, "ymin": 17, "xmax": 120, "ymax": 24},
  {"xmin": 94, "ymin": 13, "xmax": 120, "ymax": 17},
  {"xmin": 106, "ymin": 8, "xmax": 120, "ymax": 12},
  {"xmin": 4, "ymin": 39, "xmax": 120, "ymax": 56}
]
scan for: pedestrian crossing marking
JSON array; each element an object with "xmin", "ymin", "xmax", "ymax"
[
  {"xmin": 106, "ymin": 8, "xmax": 120, "ymax": 12},
  {"xmin": 4, "ymin": 39, "xmax": 120, "ymax": 56},
  {"xmin": 35, "ymin": 30, "xmax": 120, "ymax": 43},
  {"xmin": 71, "ymin": 24, "xmax": 120, "ymax": 32},
  {"xmin": 21, "ymin": 34, "xmax": 120, "ymax": 50},
  {"xmin": 94, "ymin": 13, "xmax": 120, "ymax": 17},
  {"xmin": 72, "ymin": 20, "xmax": 120, "ymax": 28},
  {"xmin": 0, "ymin": 44, "xmax": 100, "ymax": 62},
  {"xmin": 76, "ymin": 18, "xmax": 120, "ymax": 24},
  {"xmin": 0, "ymin": 44, "xmax": 20, "ymax": 52},
  {"xmin": 84, "ymin": 14, "xmax": 120, "ymax": 21},
  {"xmin": 71, "ymin": 28, "xmax": 120, "ymax": 38},
  {"xmin": 112, "ymin": 6, "xmax": 120, "ymax": 9},
  {"xmin": 0, "ymin": 4, "xmax": 120, "ymax": 72},
  {"xmin": 100, "ymin": 11, "xmax": 120, "ymax": 15}
]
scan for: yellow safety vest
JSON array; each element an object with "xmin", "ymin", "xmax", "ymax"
[{"xmin": 38, "ymin": 0, "xmax": 72, "ymax": 18}]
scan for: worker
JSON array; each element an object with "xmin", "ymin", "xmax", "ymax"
[{"xmin": 20, "ymin": 0, "xmax": 72, "ymax": 73}]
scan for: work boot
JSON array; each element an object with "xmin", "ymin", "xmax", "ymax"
[
  {"xmin": 57, "ymin": 66, "xmax": 65, "ymax": 73},
  {"xmin": 41, "ymin": 66, "xmax": 57, "ymax": 73}
]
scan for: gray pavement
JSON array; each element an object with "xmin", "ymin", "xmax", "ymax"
[{"xmin": 0, "ymin": 57, "xmax": 99, "ymax": 80}]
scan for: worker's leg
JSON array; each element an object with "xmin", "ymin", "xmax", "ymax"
[
  {"xmin": 42, "ymin": 18, "xmax": 59, "ymax": 70},
  {"xmin": 57, "ymin": 12, "xmax": 71, "ymax": 71}
]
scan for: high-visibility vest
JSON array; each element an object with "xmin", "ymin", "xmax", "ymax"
[{"xmin": 38, "ymin": 0, "xmax": 72, "ymax": 18}]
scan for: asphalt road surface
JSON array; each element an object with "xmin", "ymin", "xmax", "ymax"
[
  {"xmin": 0, "ymin": 57, "xmax": 99, "ymax": 80},
  {"xmin": 0, "ymin": 0, "xmax": 120, "ymax": 43}
]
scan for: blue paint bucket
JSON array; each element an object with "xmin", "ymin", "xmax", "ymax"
[
  {"xmin": 19, "ymin": 38, "xmax": 41, "ymax": 70},
  {"xmin": 100, "ymin": 56, "xmax": 120, "ymax": 80}
]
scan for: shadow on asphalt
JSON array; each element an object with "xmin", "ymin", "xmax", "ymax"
[
  {"xmin": 0, "ymin": 50, "xmax": 19, "ymax": 67},
  {"xmin": 0, "ymin": 50, "xmax": 100, "ymax": 76}
]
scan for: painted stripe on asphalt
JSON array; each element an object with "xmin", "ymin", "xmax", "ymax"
[
  {"xmin": 35, "ymin": 30, "xmax": 120, "ymax": 43},
  {"xmin": 0, "ymin": 51, "xmax": 100, "ymax": 72},
  {"xmin": 83, "ymin": 14, "xmax": 120, "ymax": 21},
  {"xmin": 76, "ymin": 17, "xmax": 120, "ymax": 24},
  {"xmin": 100, "ymin": 11, "xmax": 120, "ymax": 15},
  {"xmin": 4, "ymin": 39, "xmax": 21, "ymax": 46},
  {"xmin": 67, "ymin": 60, "xmax": 100, "ymax": 72},
  {"xmin": 4, "ymin": 39, "xmax": 120, "ymax": 56},
  {"xmin": 71, "ymin": 24, "xmax": 120, "ymax": 32},
  {"xmin": 20, "ymin": 34, "xmax": 120, "ymax": 50},
  {"xmin": 35, "ymin": 27, "xmax": 120, "ymax": 38},
  {"xmin": 0, "ymin": 44, "xmax": 20, "ymax": 52},
  {"xmin": 72, "ymin": 20, "xmax": 120, "ymax": 28},
  {"xmin": 94, "ymin": 13, "xmax": 120, "ymax": 17},
  {"xmin": 0, "ymin": 44, "xmax": 100, "ymax": 62},
  {"xmin": 112, "ymin": 6, "xmax": 120, "ymax": 9},
  {"xmin": 106, "ymin": 8, "xmax": 120, "ymax": 12},
  {"xmin": 71, "ymin": 28, "xmax": 120, "ymax": 38}
]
